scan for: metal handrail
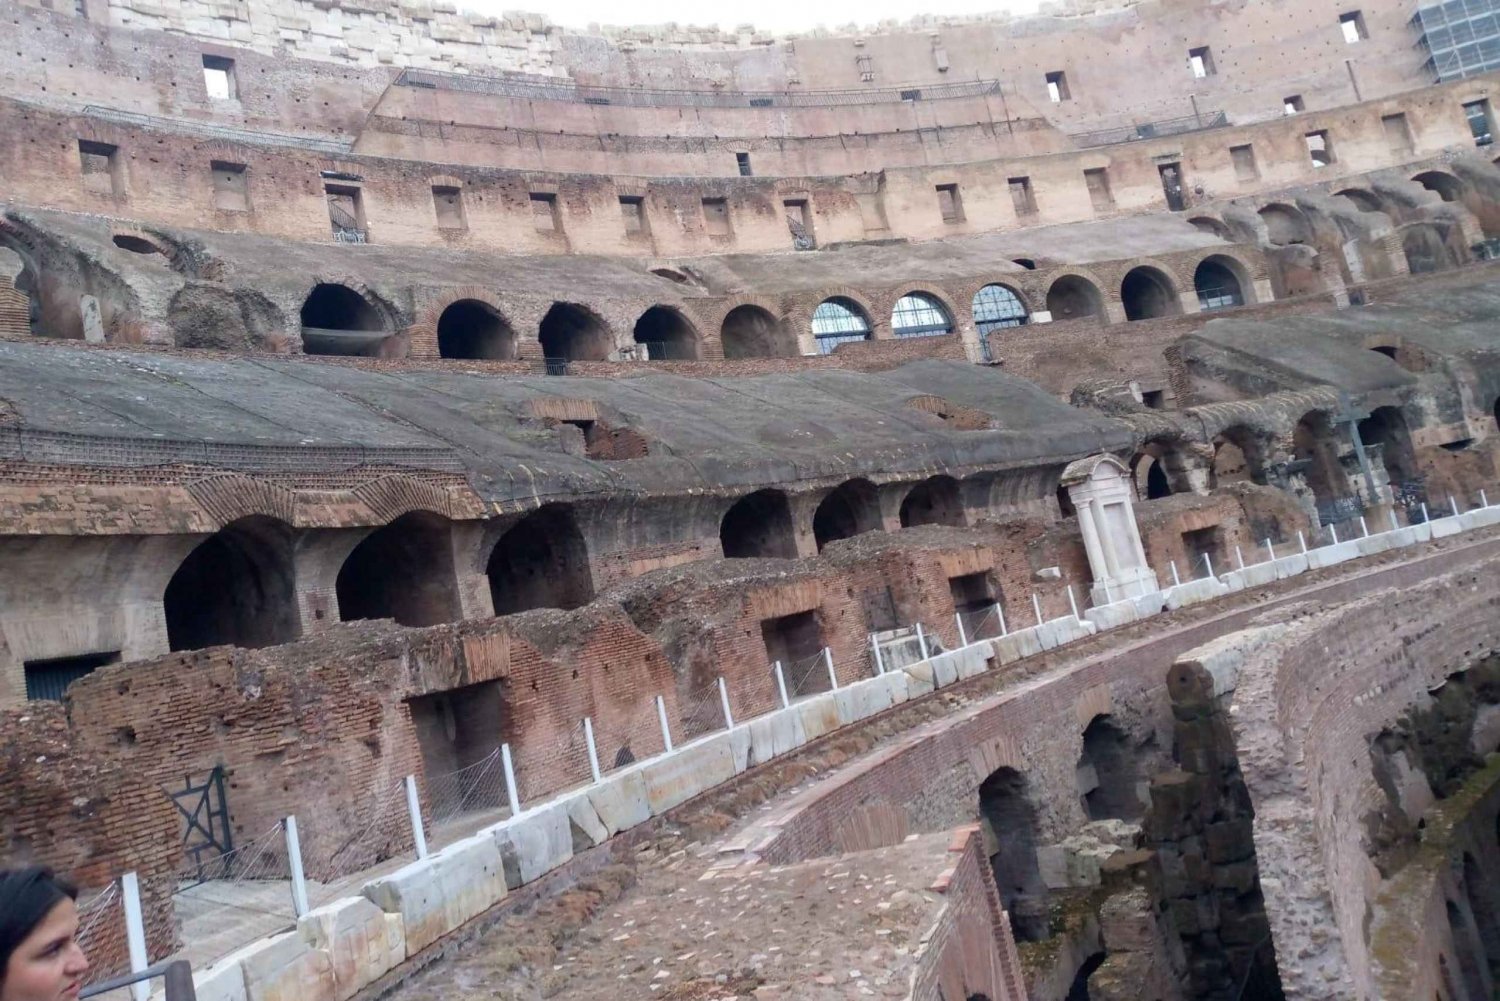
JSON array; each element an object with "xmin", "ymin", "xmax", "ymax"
[
  {"xmin": 1069, "ymin": 109, "xmax": 1229, "ymax": 148},
  {"xmin": 81, "ymin": 960, "xmax": 195, "ymax": 1000}
]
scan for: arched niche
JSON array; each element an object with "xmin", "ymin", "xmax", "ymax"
[
  {"xmin": 336, "ymin": 511, "xmax": 463, "ymax": 627},
  {"xmin": 487, "ymin": 504, "xmax": 594, "ymax": 614},
  {"xmin": 1120, "ymin": 266, "xmax": 1182, "ymax": 321},
  {"xmin": 720, "ymin": 489, "xmax": 798, "ymax": 559},
  {"xmin": 720, "ymin": 304, "xmax": 796, "ymax": 359},
  {"xmin": 811, "ymin": 297, "xmax": 872, "ymax": 354},
  {"xmin": 539, "ymin": 302, "xmax": 613, "ymax": 363},
  {"xmin": 1045, "ymin": 274, "xmax": 1104, "ymax": 324},
  {"xmin": 300, "ymin": 283, "xmax": 389, "ymax": 356},
  {"xmin": 163, "ymin": 516, "xmax": 300, "ymax": 652},
  {"xmin": 898, "ymin": 475, "xmax": 965, "ymax": 528},
  {"xmin": 812, "ymin": 478, "xmax": 881, "ymax": 550},
  {"xmin": 438, "ymin": 299, "xmax": 515, "ymax": 360},
  {"xmin": 632, "ymin": 305, "xmax": 701, "ymax": 360},
  {"xmin": 1194, "ymin": 255, "xmax": 1252, "ymax": 311}
]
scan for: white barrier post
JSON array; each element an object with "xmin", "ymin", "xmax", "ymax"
[
  {"xmin": 995, "ymin": 602, "xmax": 1008, "ymax": 637},
  {"xmin": 1203, "ymin": 553, "xmax": 1215, "ymax": 579},
  {"xmin": 1169, "ymin": 561, "xmax": 1181, "ymax": 587},
  {"xmin": 656, "ymin": 695, "xmax": 673, "ymax": 753},
  {"xmin": 915, "ymin": 623, "xmax": 930, "ymax": 660},
  {"xmin": 717, "ymin": 676, "xmax": 734, "ymax": 729},
  {"xmin": 955, "ymin": 612, "xmax": 968, "ymax": 647},
  {"xmin": 583, "ymin": 717, "xmax": 602, "ymax": 783},
  {"xmin": 1264, "ymin": 538, "xmax": 1275, "ymax": 563},
  {"xmin": 869, "ymin": 634, "xmax": 885, "ymax": 675},
  {"xmin": 284, "ymin": 817, "xmax": 310, "ymax": 919},
  {"xmin": 823, "ymin": 647, "xmax": 839, "ymax": 690},
  {"xmin": 774, "ymin": 661, "xmax": 790, "ymax": 708},
  {"xmin": 404, "ymin": 775, "xmax": 428, "ymax": 860},
  {"xmin": 1235, "ymin": 546, "xmax": 1245, "ymax": 570},
  {"xmin": 501, "ymin": 742, "xmax": 521, "ymax": 816},
  {"xmin": 1421, "ymin": 502, "xmax": 1431, "ymax": 525},
  {"xmin": 1297, "ymin": 531, "xmax": 1308, "ymax": 554},
  {"xmin": 1483, "ymin": 489, "xmax": 1490, "ymax": 508},
  {"xmin": 1451, "ymin": 494, "xmax": 1461, "ymax": 517},
  {"xmin": 1360, "ymin": 516, "xmax": 1369, "ymax": 538},
  {"xmin": 121, "ymin": 872, "xmax": 149, "ymax": 1001},
  {"xmin": 1066, "ymin": 584, "xmax": 1080, "ymax": 622},
  {"xmin": 1102, "ymin": 580, "xmax": 1114, "ymax": 605},
  {"xmin": 1330, "ymin": 524, "xmax": 1339, "ymax": 545},
  {"xmin": 1032, "ymin": 593, "xmax": 1044, "ymax": 626},
  {"xmin": 1389, "ymin": 509, "xmax": 1400, "ymax": 533}
]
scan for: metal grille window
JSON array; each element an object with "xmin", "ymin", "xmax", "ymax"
[
  {"xmin": 1465, "ymin": 99, "xmax": 1494, "ymax": 144},
  {"xmin": 1197, "ymin": 286, "xmax": 1243, "ymax": 311},
  {"xmin": 24, "ymin": 652, "xmax": 119, "ymax": 701},
  {"xmin": 972, "ymin": 285, "xmax": 1029, "ymax": 334},
  {"xmin": 812, "ymin": 298, "xmax": 871, "ymax": 353},
  {"xmin": 891, "ymin": 293, "xmax": 953, "ymax": 338},
  {"xmin": 1414, "ymin": 0, "xmax": 1500, "ymax": 81}
]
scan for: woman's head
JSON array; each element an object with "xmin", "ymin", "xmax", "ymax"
[{"xmin": 0, "ymin": 868, "xmax": 88, "ymax": 1001}]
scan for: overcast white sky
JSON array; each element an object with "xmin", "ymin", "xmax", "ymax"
[{"xmin": 457, "ymin": 0, "xmax": 1043, "ymax": 35}]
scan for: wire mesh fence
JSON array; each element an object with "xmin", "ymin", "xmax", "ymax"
[
  {"xmin": 958, "ymin": 605, "xmax": 1007, "ymax": 643},
  {"xmin": 171, "ymin": 820, "xmax": 298, "ymax": 971},
  {"xmin": 782, "ymin": 648, "xmax": 833, "ymax": 701},
  {"xmin": 75, "ymin": 881, "xmax": 127, "ymax": 989},
  {"xmin": 676, "ymin": 677, "xmax": 730, "ymax": 742}
]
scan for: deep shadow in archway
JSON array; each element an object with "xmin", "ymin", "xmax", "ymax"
[
  {"xmin": 1045, "ymin": 275, "xmax": 1104, "ymax": 324},
  {"xmin": 720, "ymin": 489, "xmax": 798, "ymax": 559},
  {"xmin": 899, "ymin": 476, "xmax": 965, "ymax": 528},
  {"xmin": 164, "ymin": 516, "xmax": 301, "ymax": 652},
  {"xmin": 1194, "ymin": 256, "xmax": 1250, "ymax": 311},
  {"xmin": 633, "ymin": 305, "xmax": 701, "ymax": 360},
  {"xmin": 539, "ymin": 302, "xmax": 612, "ymax": 362},
  {"xmin": 300, "ymin": 283, "xmax": 387, "ymax": 356},
  {"xmin": 812, "ymin": 479, "xmax": 882, "ymax": 550},
  {"xmin": 1358, "ymin": 405, "xmax": 1420, "ymax": 487},
  {"xmin": 1120, "ymin": 266, "xmax": 1181, "ymax": 321},
  {"xmin": 438, "ymin": 300, "xmax": 515, "ymax": 360},
  {"xmin": 1078, "ymin": 715, "xmax": 1143, "ymax": 821},
  {"xmin": 978, "ymin": 766, "xmax": 1048, "ymax": 942},
  {"xmin": 336, "ymin": 512, "xmax": 463, "ymax": 627},
  {"xmin": 721, "ymin": 304, "xmax": 795, "ymax": 359},
  {"xmin": 487, "ymin": 505, "xmax": 595, "ymax": 614}
]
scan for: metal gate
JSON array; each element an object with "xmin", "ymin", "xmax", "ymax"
[
  {"xmin": 166, "ymin": 766, "xmax": 233, "ymax": 884},
  {"xmin": 1391, "ymin": 476, "xmax": 1430, "ymax": 523}
]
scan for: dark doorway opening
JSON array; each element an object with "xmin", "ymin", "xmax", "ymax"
[
  {"xmin": 1181, "ymin": 525, "xmax": 1224, "ymax": 579},
  {"xmin": 1045, "ymin": 275, "xmax": 1103, "ymax": 323},
  {"xmin": 539, "ymin": 302, "xmax": 612, "ymax": 364},
  {"xmin": 812, "ymin": 479, "xmax": 882, "ymax": 550},
  {"xmin": 720, "ymin": 304, "xmax": 794, "ymax": 359},
  {"xmin": 299, "ymin": 283, "xmax": 387, "ymax": 356},
  {"xmin": 164, "ymin": 516, "xmax": 300, "ymax": 652},
  {"xmin": 1078, "ymin": 716, "xmax": 1143, "ymax": 820},
  {"xmin": 720, "ymin": 489, "xmax": 798, "ymax": 559},
  {"xmin": 899, "ymin": 475, "xmax": 965, "ymax": 528},
  {"xmin": 23, "ymin": 651, "xmax": 121, "ymax": 702},
  {"xmin": 438, "ymin": 300, "xmax": 515, "ymax": 360},
  {"xmin": 487, "ymin": 505, "xmax": 594, "ymax": 615},
  {"xmin": 408, "ymin": 680, "xmax": 509, "ymax": 817},
  {"xmin": 336, "ymin": 512, "xmax": 463, "ymax": 627},
  {"xmin": 760, "ymin": 610, "xmax": 827, "ymax": 697},
  {"xmin": 978, "ymin": 767, "xmax": 1048, "ymax": 942},
  {"xmin": 632, "ymin": 305, "xmax": 700, "ymax": 360},
  {"xmin": 1120, "ymin": 267, "xmax": 1181, "ymax": 321}
]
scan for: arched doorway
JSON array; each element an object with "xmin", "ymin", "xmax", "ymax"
[
  {"xmin": 1335, "ymin": 188, "xmax": 1384, "ymax": 214},
  {"xmin": 299, "ymin": 283, "xmax": 388, "ymax": 356},
  {"xmin": 720, "ymin": 305, "xmax": 794, "ymax": 359},
  {"xmin": 437, "ymin": 300, "xmax": 515, "ymax": 360},
  {"xmin": 539, "ymin": 302, "xmax": 612, "ymax": 364},
  {"xmin": 335, "ymin": 512, "xmax": 463, "ymax": 627},
  {"xmin": 1258, "ymin": 204, "xmax": 1313, "ymax": 246},
  {"xmin": 978, "ymin": 767, "xmax": 1047, "ymax": 942},
  {"xmin": 1120, "ymin": 266, "xmax": 1181, "ymax": 321},
  {"xmin": 1402, "ymin": 223, "xmax": 1460, "ymax": 274},
  {"xmin": 1132, "ymin": 452, "xmax": 1172, "ymax": 499},
  {"xmin": 890, "ymin": 292, "xmax": 953, "ymax": 339},
  {"xmin": 898, "ymin": 476, "xmax": 964, "ymax": 528},
  {"xmin": 163, "ymin": 516, "xmax": 300, "ymax": 652},
  {"xmin": 1194, "ymin": 256, "xmax": 1250, "ymax": 311},
  {"xmin": 972, "ymin": 284, "xmax": 1028, "ymax": 335},
  {"xmin": 487, "ymin": 505, "xmax": 594, "ymax": 614},
  {"xmin": 720, "ymin": 489, "xmax": 797, "ymax": 559},
  {"xmin": 1045, "ymin": 275, "xmax": 1104, "ymax": 323},
  {"xmin": 1414, "ymin": 171, "xmax": 1465, "ymax": 203},
  {"xmin": 1293, "ymin": 411, "xmax": 1352, "ymax": 516},
  {"xmin": 632, "ymin": 305, "xmax": 701, "ymax": 360},
  {"xmin": 812, "ymin": 479, "xmax": 881, "ymax": 550},
  {"xmin": 1358, "ymin": 406, "xmax": 1420, "ymax": 487},
  {"xmin": 1210, "ymin": 427, "xmax": 1266, "ymax": 487},
  {"xmin": 811, "ymin": 297, "xmax": 871, "ymax": 354},
  {"xmin": 1078, "ymin": 716, "xmax": 1143, "ymax": 821}
]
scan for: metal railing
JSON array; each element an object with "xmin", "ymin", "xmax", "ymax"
[
  {"xmin": 81, "ymin": 106, "xmax": 352, "ymax": 155},
  {"xmin": 81, "ymin": 961, "xmax": 196, "ymax": 1000},
  {"xmin": 634, "ymin": 340, "xmax": 699, "ymax": 361},
  {"xmin": 541, "ymin": 357, "xmax": 571, "ymax": 376},
  {"xmin": 1069, "ymin": 109, "xmax": 1229, "ymax": 148},
  {"xmin": 397, "ymin": 68, "xmax": 1002, "ymax": 109}
]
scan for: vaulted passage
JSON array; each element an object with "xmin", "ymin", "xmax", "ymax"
[
  {"xmin": 898, "ymin": 475, "xmax": 964, "ymax": 528},
  {"xmin": 487, "ymin": 505, "xmax": 594, "ymax": 615},
  {"xmin": 1358, "ymin": 405, "xmax": 1420, "ymax": 488},
  {"xmin": 438, "ymin": 299, "xmax": 515, "ymax": 360},
  {"xmin": 408, "ymin": 680, "xmax": 509, "ymax": 818},
  {"xmin": 978, "ymin": 767, "xmax": 1048, "ymax": 942},
  {"xmin": 1210, "ymin": 426, "xmax": 1266, "ymax": 487},
  {"xmin": 1077, "ymin": 715, "xmax": 1143, "ymax": 821},
  {"xmin": 1193, "ymin": 256, "xmax": 1248, "ymax": 311},
  {"xmin": 1293, "ymin": 411, "xmax": 1354, "ymax": 521},
  {"xmin": 1402, "ymin": 223, "xmax": 1460, "ymax": 275},
  {"xmin": 539, "ymin": 302, "xmax": 612, "ymax": 363},
  {"xmin": 633, "ymin": 305, "xmax": 701, "ymax": 360},
  {"xmin": 1045, "ymin": 275, "xmax": 1104, "ymax": 323},
  {"xmin": 812, "ymin": 478, "xmax": 881, "ymax": 550},
  {"xmin": 164, "ymin": 516, "xmax": 300, "ymax": 652},
  {"xmin": 720, "ymin": 304, "xmax": 794, "ymax": 359},
  {"xmin": 1120, "ymin": 266, "xmax": 1181, "ymax": 321},
  {"xmin": 336, "ymin": 512, "xmax": 463, "ymax": 627},
  {"xmin": 720, "ymin": 489, "xmax": 798, "ymax": 559},
  {"xmin": 299, "ymin": 283, "xmax": 387, "ymax": 356}
]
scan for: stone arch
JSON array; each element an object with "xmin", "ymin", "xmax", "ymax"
[
  {"xmin": 1210, "ymin": 425, "xmax": 1269, "ymax": 487},
  {"xmin": 438, "ymin": 299, "xmax": 516, "ymax": 360},
  {"xmin": 632, "ymin": 304, "xmax": 702, "ymax": 360},
  {"xmin": 720, "ymin": 489, "xmax": 798, "ymax": 559},
  {"xmin": 971, "ymin": 283, "xmax": 1029, "ymax": 335},
  {"xmin": 1045, "ymin": 273, "xmax": 1105, "ymax": 324},
  {"xmin": 1188, "ymin": 215, "xmax": 1233, "ymax": 239},
  {"xmin": 1194, "ymin": 254, "xmax": 1253, "ymax": 310},
  {"xmin": 720, "ymin": 303, "xmax": 796, "ymax": 359},
  {"xmin": 335, "ymin": 511, "xmax": 463, "ymax": 627},
  {"xmin": 889, "ymin": 288, "xmax": 957, "ymax": 339},
  {"xmin": 978, "ymin": 766, "xmax": 1047, "ymax": 942},
  {"xmin": 810, "ymin": 296, "xmax": 873, "ymax": 354},
  {"xmin": 1336, "ymin": 187, "xmax": 1386, "ymax": 213},
  {"xmin": 1259, "ymin": 203, "xmax": 1314, "ymax": 246},
  {"xmin": 812, "ymin": 478, "xmax": 882, "ymax": 550},
  {"xmin": 1402, "ymin": 222, "xmax": 1463, "ymax": 274},
  {"xmin": 1358, "ymin": 405, "xmax": 1420, "ymax": 486},
  {"xmin": 898, "ymin": 475, "xmax": 965, "ymax": 528},
  {"xmin": 1131, "ymin": 450, "xmax": 1173, "ymax": 499},
  {"xmin": 1077, "ymin": 715, "xmax": 1143, "ymax": 821},
  {"xmin": 486, "ymin": 504, "xmax": 594, "ymax": 614},
  {"xmin": 539, "ymin": 302, "xmax": 613, "ymax": 362},
  {"xmin": 1293, "ymin": 410, "xmax": 1353, "ymax": 514},
  {"xmin": 1120, "ymin": 265, "xmax": 1182, "ymax": 321},
  {"xmin": 299, "ymin": 282, "xmax": 390, "ymax": 356},
  {"xmin": 163, "ymin": 515, "xmax": 300, "ymax": 652},
  {"xmin": 1415, "ymin": 170, "xmax": 1467, "ymax": 203}
]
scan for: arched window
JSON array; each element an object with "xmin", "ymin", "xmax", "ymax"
[
  {"xmin": 890, "ymin": 292, "xmax": 953, "ymax": 338},
  {"xmin": 972, "ymin": 284, "xmax": 1028, "ymax": 334},
  {"xmin": 811, "ymin": 298, "xmax": 871, "ymax": 355},
  {"xmin": 1194, "ymin": 256, "xmax": 1248, "ymax": 311},
  {"xmin": 1120, "ymin": 266, "xmax": 1181, "ymax": 321}
]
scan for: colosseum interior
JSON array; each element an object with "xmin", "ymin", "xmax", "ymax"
[{"xmin": 4, "ymin": 0, "xmax": 1500, "ymax": 997}]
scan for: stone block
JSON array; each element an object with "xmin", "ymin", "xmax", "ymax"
[
  {"xmin": 929, "ymin": 651, "xmax": 960, "ymax": 687},
  {"xmin": 298, "ymin": 896, "xmax": 403, "ymax": 1000},
  {"xmin": 1461, "ymin": 506, "xmax": 1500, "ymax": 530},
  {"xmin": 486, "ymin": 803, "xmax": 572, "ymax": 889},
  {"xmin": 1085, "ymin": 601, "xmax": 1138, "ymax": 632},
  {"xmin": 992, "ymin": 627, "xmax": 1043, "ymax": 665},
  {"xmin": 726, "ymin": 723, "xmax": 752, "ymax": 774},
  {"xmin": 877, "ymin": 666, "xmax": 912, "ymax": 702},
  {"xmin": 586, "ymin": 768, "xmax": 651, "ymax": 837},
  {"xmin": 434, "ymin": 832, "xmax": 509, "ymax": 923},
  {"xmin": 943, "ymin": 643, "xmax": 991, "ymax": 681},
  {"xmin": 833, "ymin": 676, "xmax": 896, "ymax": 726},
  {"xmin": 640, "ymin": 731, "xmax": 737, "ymax": 814},
  {"xmin": 746, "ymin": 706, "xmax": 808, "ymax": 767},
  {"xmin": 1164, "ymin": 578, "xmax": 1229, "ymax": 610},
  {"xmin": 236, "ymin": 929, "xmax": 335, "ymax": 1001},
  {"xmin": 1431, "ymin": 515, "xmax": 1464, "ymax": 539},
  {"xmin": 902, "ymin": 659, "xmax": 936, "ymax": 698},
  {"xmin": 1048, "ymin": 616, "xmax": 1097, "ymax": 647},
  {"xmin": 361, "ymin": 859, "xmax": 445, "ymax": 955},
  {"xmin": 1305, "ymin": 540, "xmax": 1361, "ymax": 569},
  {"xmin": 189, "ymin": 955, "xmax": 249, "ymax": 1001},
  {"xmin": 1355, "ymin": 532, "xmax": 1395, "ymax": 558},
  {"xmin": 554, "ymin": 786, "xmax": 608, "ymax": 851},
  {"xmin": 796, "ymin": 692, "xmax": 841, "ymax": 741},
  {"xmin": 1270, "ymin": 553, "xmax": 1308, "ymax": 579}
]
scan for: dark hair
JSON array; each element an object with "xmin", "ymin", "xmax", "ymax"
[{"xmin": 0, "ymin": 867, "xmax": 78, "ymax": 986}]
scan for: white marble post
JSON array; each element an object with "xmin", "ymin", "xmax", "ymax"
[{"xmin": 1060, "ymin": 455, "xmax": 1161, "ymax": 605}]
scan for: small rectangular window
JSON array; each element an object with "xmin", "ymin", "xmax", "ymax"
[
  {"xmin": 1188, "ymin": 46, "xmax": 1215, "ymax": 78},
  {"xmin": 1464, "ymin": 99, "xmax": 1493, "ymax": 146},
  {"xmin": 1141, "ymin": 389, "xmax": 1166, "ymax": 410},
  {"xmin": 702, "ymin": 197, "xmax": 732, "ymax": 236},
  {"xmin": 202, "ymin": 55, "xmax": 236, "ymax": 100},
  {"xmin": 24, "ymin": 652, "xmax": 119, "ymax": 702},
  {"xmin": 530, "ymin": 192, "xmax": 559, "ymax": 232},
  {"xmin": 936, "ymin": 183, "xmax": 964, "ymax": 223},
  {"xmin": 855, "ymin": 53, "xmax": 874, "ymax": 82},
  {"xmin": 325, "ymin": 183, "xmax": 366, "ymax": 243},
  {"xmin": 1084, "ymin": 167, "xmax": 1114, "ymax": 210},
  {"xmin": 1008, "ymin": 176, "xmax": 1037, "ymax": 216},
  {"xmin": 1284, "ymin": 94, "xmax": 1305, "ymax": 115},
  {"xmin": 748, "ymin": 97, "xmax": 774, "ymax": 108},
  {"xmin": 1229, "ymin": 144, "xmax": 1259, "ymax": 182},
  {"xmin": 784, "ymin": 198, "xmax": 814, "ymax": 250},
  {"xmin": 1381, "ymin": 112, "xmax": 1413, "ymax": 155},
  {"xmin": 211, "ymin": 160, "xmax": 249, "ymax": 212},
  {"xmin": 1158, "ymin": 162, "xmax": 1185, "ymax": 211},
  {"xmin": 620, "ymin": 195, "xmax": 646, "ymax": 235},
  {"xmin": 432, "ymin": 185, "xmax": 465, "ymax": 230},
  {"xmin": 1340, "ymin": 11, "xmax": 1368, "ymax": 43},
  {"xmin": 736, "ymin": 152, "xmax": 752, "ymax": 177},
  {"xmin": 899, "ymin": 88, "xmax": 921, "ymax": 101},
  {"xmin": 1305, "ymin": 130, "xmax": 1335, "ymax": 168},
  {"xmin": 1045, "ymin": 70, "xmax": 1070, "ymax": 102},
  {"xmin": 77, "ymin": 139, "xmax": 121, "ymax": 196}
]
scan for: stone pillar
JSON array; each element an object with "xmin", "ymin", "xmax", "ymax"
[{"xmin": 1062, "ymin": 455, "xmax": 1161, "ymax": 604}]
